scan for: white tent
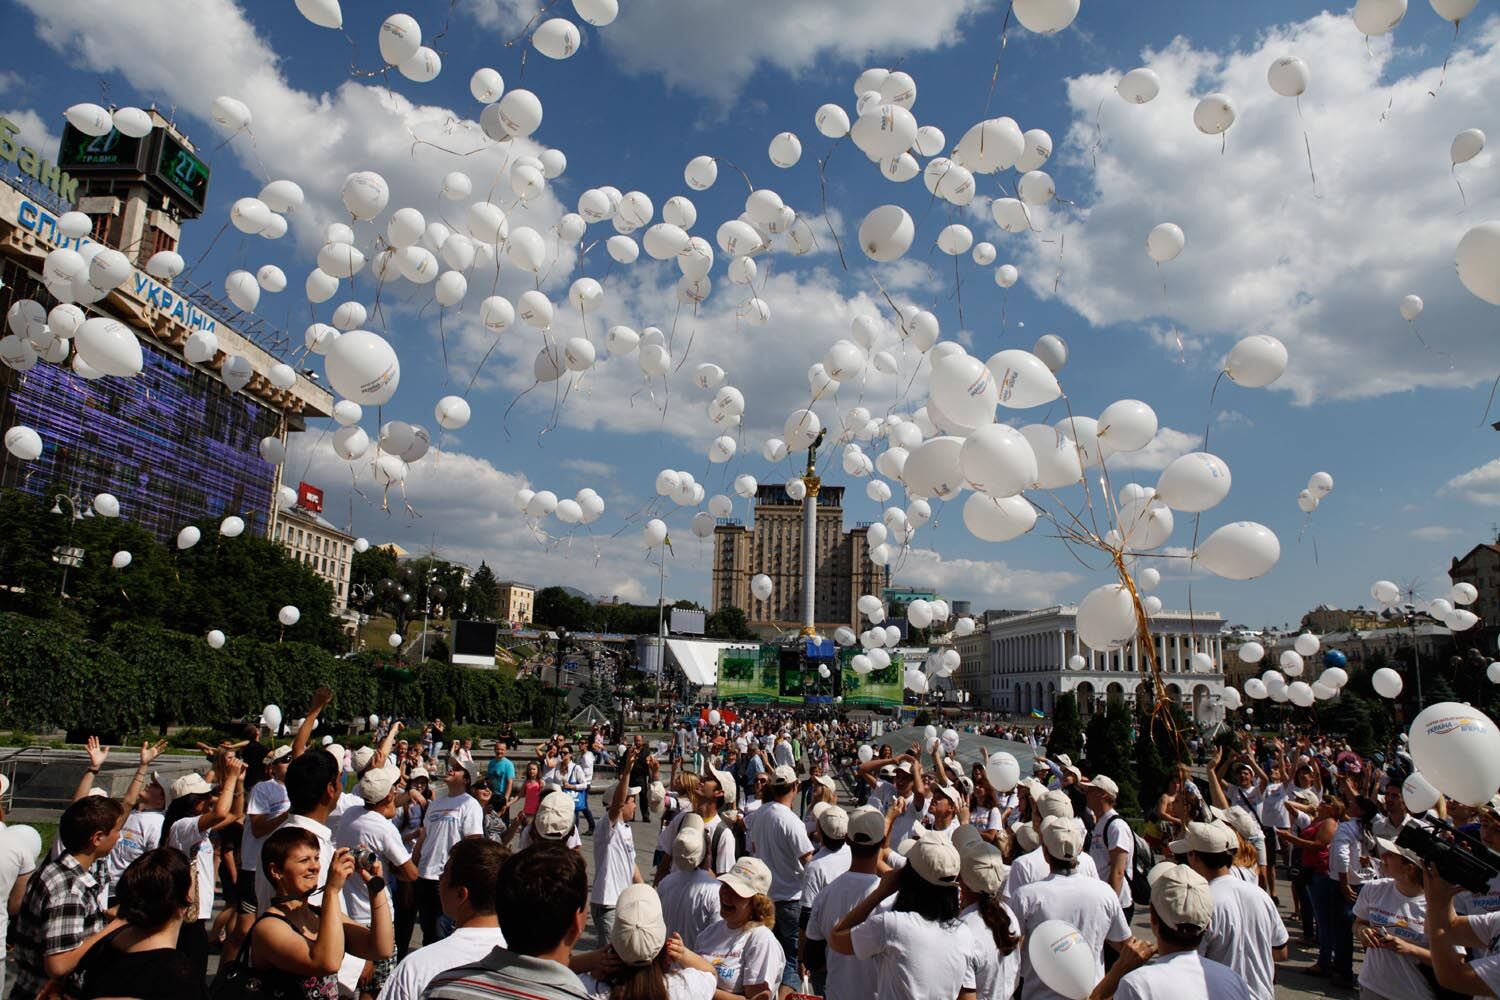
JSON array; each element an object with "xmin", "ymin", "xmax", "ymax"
[{"xmin": 663, "ymin": 638, "xmax": 761, "ymax": 686}]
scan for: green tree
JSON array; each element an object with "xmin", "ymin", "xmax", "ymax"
[
  {"xmin": 706, "ymin": 606, "xmax": 755, "ymax": 640},
  {"xmin": 1048, "ymin": 693, "xmax": 1084, "ymax": 761},
  {"xmin": 578, "ymin": 669, "xmax": 616, "ymax": 715},
  {"xmin": 1084, "ymin": 701, "xmax": 1140, "ymax": 817},
  {"xmin": 533, "ymin": 586, "xmax": 592, "ymax": 630},
  {"xmin": 466, "ymin": 561, "xmax": 500, "ymax": 620},
  {"xmin": 350, "ymin": 545, "xmax": 399, "ymax": 595}
]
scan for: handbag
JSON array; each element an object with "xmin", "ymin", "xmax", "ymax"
[{"xmin": 210, "ymin": 914, "xmax": 310, "ymax": 1000}]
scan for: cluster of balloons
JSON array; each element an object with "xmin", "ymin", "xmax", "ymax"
[
  {"xmin": 1370, "ymin": 578, "xmax": 1481, "ymax": 633},
  {"xmin": 513, "ymin": 486, "xmax": 607, "ymax": 528},
  {"xmin": 1296, "ymin": 471, "xmax": 1334, "ymax": 514},
  {"xmin": 1238, "ymin": 633, "xmax": 1350, "ymax": 707}
]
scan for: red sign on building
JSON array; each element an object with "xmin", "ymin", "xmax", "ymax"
[{"xmin": 297, "ymin": 482, "xmax": 324, "ymax": 512}]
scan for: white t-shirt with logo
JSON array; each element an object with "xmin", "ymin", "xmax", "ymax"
[
  {"xmin": 960, "ymin": 901, "xmax": 1021, "ymax": 1000},
  {"xmin": 1352, "ymin": 878, "xmax": 1435, "ymax": 1000},
  {"xmin": 107, "ymin": 810, "xmax": 164, "ymax": 884},
  {"xmin": 695, "ymin": 919, "xmax": 785, "ymax": 994},
  {"xmin": 1199, "ymin": 873, "xmax": 1288, "ymax": 1000},
  {"xmin": 750, "ymin": 801, "xmax": 813, "ymax": 902},
  {"xmin": 167, "ymin": 817, "xmax": 215, "ymax": 921},
  {"xmin": 590, "ymin": 816, "xmax": 637, "ymax": 907},
  {"xmin": 1004, "ymin": 845, "xmax": 1099, "ymax": 899},
  {"xmin": 850, "ymin": 909, "xmax": 979, "ymax": 1000},
  {"xmin": 659, "ymin": 868, "xmax": 721, "ymax": 951},
  {"xmin": 336, "ymin": 806, "xmax": 412, "ymax": 924},
  {"xmin": 417, "ymin": 794, "xmax": 482, "ymax": 880},
  {"xmin": 1115, "ymin": 949, "xmax": 1253, "ymax": 1000},
  {"xmin": 377, "ymin": 925, "xmax": 506, "ymax": 1000},
  {"xmin": 1011, "ymin": 871, "xmax": 1131, "ymax": 1000},
  {"xmin": 1258, "ymin": 783, "xmax": 1290, "ymax": 829},
  {"xmin": 241, "ymin": 778, "xmax": 289, "ymax": 873},
  {"xmin": 1088, "ymin": 809, "xmax": 1134, "ymax": 908},
  {"xmin": 806, "ymin": 870, "xmax": 887, "ymax": 1000}
]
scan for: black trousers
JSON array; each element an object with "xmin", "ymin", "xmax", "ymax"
[
  {"xmin": 415, "ymin": 877, "xmax": 443, "ymax": 949},
  {"xmin": 395, "ymin": 879, "xmax": 420, "ymax": 959}
]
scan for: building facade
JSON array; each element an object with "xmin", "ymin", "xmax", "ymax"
[
  {"xmin": 497, "ymin": 581, "xmax": 535, "ymax": 625},
  {"xmin": 274, "ymin": 504, "xmax": 355, "ymax": 611},
  {"xmin": 1300, "ymin": 605, "xmax": 1383, "ymax": 634},
  {"xmin": 0, "ymin": 114, "xmax": 331, "ymax": 550},
  {"xmin": 954, "ymin": 605, "xmax": 1228, "ymax": 722},
  {"xmin": 711, "ymin": 484, "xmax": 886, "ymax": 634},
  {"xmin": 1450, "ymin": 543, "xmax": 1500, "ymax": 639}
]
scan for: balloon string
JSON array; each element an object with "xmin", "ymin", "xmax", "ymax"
[
  {"xmin": 982, "ymin": 1, "xmax": 1015, "ymax": 117},
  {"xmin": 464, "ymin": 337, "xmax": 503, "ymax": 397},
  {"xmin": 1089, "ymin": 95, "xmax": 1106, "ymax": 175},
  {"xmin": 1427, "ymin": 20, "xmax": 1461, "ymax": 98},
  {"xmin": 1157, "ymin": 261, "xmax": 1185, "ymax": 362},
  {"xmin": 713, "ymin": 157, "xmax": 756, "ymax": 194},
  {"xmin": 1200, "ymin": 370, "xmax": 1227, "ymax": 453},
  {"xmin": 953, "ymin": 254, "xmax": 964, "ymax": 328},
  {"xmin": 1480, "ymin": 370, "xmax": 1500, "ymax": 427},
  {"xmin": 438, "ymin": 308, "xmax": 450, "ymax": 383},
  {"xmin": 502, "ymin": 381, "xmax": 539, "ymax": 441},
  {"xmin": 1453, "ymin": 164, "xmax": 1468, "ymax": 211},
  {"xmin": 1294, "ymin": 98, "xmax": 1320, "ymax": 198},
  {"xmin": 816, "ymin": 140, "xmax": 851, "ymax": 273}
]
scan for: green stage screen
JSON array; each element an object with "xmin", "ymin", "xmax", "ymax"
[
  {"xmin": 716, "ymin": 646, "xmax": 789, "ymax": 704},
  {"xmin": 839, "ymin": 648, "xmax": 905, "ymax": 707}
]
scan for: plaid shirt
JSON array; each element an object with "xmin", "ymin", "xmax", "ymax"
[{"xmin": 11, "ymin": 854, "xmax": 108, "ymax": 1000}]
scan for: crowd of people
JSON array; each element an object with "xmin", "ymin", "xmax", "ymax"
[{"xmin": 8, "ymin": 699, "xmax": 1500, "ymax": 1000}]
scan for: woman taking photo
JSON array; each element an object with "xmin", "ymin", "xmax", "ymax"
[
  {"xmin": 239, "ymin": 826, "xmax": 393, "ymax": 999},
  {"xmin": 692, "ymin": 858, "xmax": 784, "ymax": 1000},
  {"xmin": 1352, "ymin": 838, "xmax": 1434, "ymax": 1000},
  {"xmin": 72, "ymin": 849, "xmax": 208, "ymax": 999},
  {"xmin": 830, "ymin": 838, "xmax": 981, "ymax": 1000}
]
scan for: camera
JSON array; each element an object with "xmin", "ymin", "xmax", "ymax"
[
  {"xmin": 1396, "ymin": 820, "xmax": 1500, "ymax": 893},
  {"xmin": 349, "ymin": 847, "xmax": 380, "ymax": 872}
]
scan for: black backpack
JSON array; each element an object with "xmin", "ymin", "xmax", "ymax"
[{"xmin": 1104, "ymin": 814, "xmax": 1155, "ymax": 905}]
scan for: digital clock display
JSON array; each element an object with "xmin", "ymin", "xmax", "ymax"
[
  {"xmin": 153, "ymin": 133, "xmax": 209, "ymax": 214},
  {"xmin": 57, "ymin": 124, "xmax": 148, "ymax": 172}
]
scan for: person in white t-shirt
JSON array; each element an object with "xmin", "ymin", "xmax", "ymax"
[
  {"xmin": 1005, "ymin": 788, "xmax": 1099, "ymax": 899},
  {"xmin": 957, "ymin": 842, "xmax": 1021, "ymax": 1000},
  {"xmin": 1174, "ymin": 820, "xmax": 1287, "ymax": 1000},
  {"xmin": 106, "ymin": 772, "xmax": 168, "ymax": 889},
  {"xmin": 655, "ymin": 764, "xmax": 739, "ymax": 883},
  {"xmin": 1011, "ymin": 817, "xmax": 1133, "ymax": 1000},
  {"xmin": 377, "ymin": 838, "xmax": 507, "ymax": 1000},
  {"xmin": 415, "ymin": 758, "xmax": 484, "ymax": 946},
  {"xmin": 515, "ymin": 790, "xmax": 583, "ymax": 852},
  {"xmin": 1350, "ymin": 837, "xmax": 1434, "ymax": 1000},
  {"xmin": 750, "ymin": 765, "xmax": 814, "ymax": 989},
  {"xmin": 800, "ymin": 806, "xmax": 851, "ymax": 917},
  {"xmin": 659, "ymin": 818, "xmax": 721, "ymax": 951},
  {"xmin": 164, "ymin": 758, "xmax": 245, "ymax": 983},
  {"xmin": 805, "ymin": 806, "xmax": 889, "ymax": 1000},
  {"xmin": 832, "ymin": 836, "xmax": 980, "ymax": 1000},
  {"xmin": 1084, "ymin": 775, "xmax": 1135, "ymax": 919},
  {"xmin": 337, "ymin": 765, "xmax": 419, "ymax": 998},
  {"xmin": 1092, "ymin": 862, "xmax": 1253, "ymax": 1000},
  {"xmin": 574, "ymin": 883, "xmax": 719, "ymax": 1000},
  {"xmin": 591, "ymin": 746, "xmax": 644, "ymax": 943},
  {"xmin": 695, "ymin": 858, "xmax": 785, "ymax": 999}
]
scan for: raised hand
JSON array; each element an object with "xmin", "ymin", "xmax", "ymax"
[{"xmin": 85, "ymin": 736, "xmax": 108, "ymax": 771}]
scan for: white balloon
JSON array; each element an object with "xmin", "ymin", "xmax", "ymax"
[
  {"xmin": 1400, "ymin": 294, "xmax": 1424, "ymax": 321},
  {"xmin": 1118, "ymin": 67, "xmax": 1161, "ymax": 103},
  {"xmin": 1097, "ymin": 399, "xmax": 1158, "ymax": 453},
  {"xmin": 496, "ymin": 89, "xmax": 543, "ymax": 138},
  {"xmin": 1287, "ymin": 681, "xmax": 1315, "ymax": 708},
  {"xmin": 75, "ymin": 318, "xmax": 142, "ymax": 377},
  {"xmin": 858, "ymin": 205, "xmax": 915, "ymax": 262},
  {"xmin": 1017, "ymin": 171, "xmax": 1055, "ymax": 206},
  {"xmin": 963, "ymin": 492, "xmax": 1037, "ymax": 542},
  {"xmin": 1372, "ymin": 667, "xmax": 1404, "ymax": 698},
  {"xmin": 399, "ymin": 47, "xmax": 441, "ymax": 83},
  {"xmin": 532, "ymin": 18, "xmax": 581, "ymax": 59},
  {"xmin": 768, "ymin": 131, "xmax": 802, "ymax": 168},
  {"xmin": 1354, "ymin": 0, "xmax": 1408, "ymax": 34},
  {"xmin": 988, "ymin": 350, "xmax": 1061, "ymax": 408},
  {"xmin": 961, "ymin": 424, "xmax": 1037, "ymax": 498},
  {"xmin": 278, "ymin": 605, "xmax": 301, "ymax": 627},
  {"xmin": 1013, "ymin": 0, "xmax": 1081, "ymax": 33},
  {"xmin": 1452, "ymin": 128, "xmax": 1486, "ymax": 165},
  {"xmin": 1431, "ymin": 0, "xmax": 1478, "ymax": 23},
  {"xmin": 1146, "ymin": 223, "xmax": 1185, "ymax": 263},
  {"xmin": 1224, "ymin": 334, "xmax": 1289, "ymax": 388},
  {"xmin": 1077, "ymin": 584, "xmax": 1137, "ymax": 652},
  {"xmin": 326, "ymin": 330, "xmax": 399, "ymax": 405},
  {"xmin": 1456, "ymin": 222, "xmax": 1500, "ymax": 306},
  {"xmin": 1194, "ymin": 521, "xmax": 1280, "ymax": 580},
  {"xmin": 1193, "ymin": 94, "xmax": 1237, "ymax": 135},
  {"xmin": 4, "ymin": 426, "xmax": 42, "ymax": 461},
  {"xmin": 1155, "ymin": 453, "xmax": 1231, "ymax": 512},
  {"xmin": 1268, "ymin": 56, "xmax": 1310, "ymax": 97}
]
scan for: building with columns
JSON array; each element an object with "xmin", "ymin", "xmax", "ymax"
[{"xmin": 954, "ymin": 605, "xmax": 1229, "ymax": 722}]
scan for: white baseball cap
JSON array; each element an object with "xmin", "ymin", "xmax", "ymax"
[
  {"xmin": 1040, "ymin": 815, "xmax": 1082, "ymax": 861},
  {"xmin": 356, "ymin": 765, "xmax": 400, "ymax": 805},
  {"xmin": 1148, "ymin": 862, "xmax": 1213, "ymax": 931},
  {"xmin": 1085, "ymin": 774, "xmax": 1119, "ymax": 798},
  {"xmin": 771, "ymin": 765, "xmax": 799, "ymax": 786},
  {"xmin": 1169, "ymin": 821, "xmax": 1239, "ymax": 856},
  {"xmin": 534, "ymin": 791, "xmax": 576, "ymax": 840},
  {"xmin": 1037, "ymin": 790, "xmax": 1075, "ymax": 820},
  {"xmin": 673, "ymin": 825, "xmax": 707, "ymax": 870},
  {"xmin": 165, "ymin": 773, "xmax": 213, "ymax": 807},
  {"xmin": 611, "ymin": 884, "xmax": 667, "ymax": 965},
  {"xmin": 960, "ymin": 843, "xmax": 1007, "ymax": 894},
  {"xmin": 847, "ymin": 806, "xmax": 887, "ymax": 846},
  {"xmin": 903, "ymin": 837, "xmax": 962, "ymax": 886},
  {"xmin": 818, "ymin": 805, "xmax": 849, "ymax": 841},
  {"xmin": 719, "ymin": 857, "xmax": 773, "ymax": 898}
]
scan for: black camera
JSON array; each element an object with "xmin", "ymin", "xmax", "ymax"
[{"xmin": 1396, "ymin": 820, "xmax": 1500, "ymax": 893}]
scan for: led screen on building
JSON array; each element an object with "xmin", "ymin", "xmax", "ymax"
[{"xmin": 0, "ymin": 261, "xmax": 279, "ymax": 544}]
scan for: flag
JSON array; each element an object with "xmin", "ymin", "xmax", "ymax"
[{"xmin": 1029, "ymin": 708, "xmax": 1046, "ymax": 719}]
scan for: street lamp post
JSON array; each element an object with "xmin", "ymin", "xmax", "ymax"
[
  {"xmin": 49, "ymin": 494, "xmax": 88, "ymax": 599},
  {"xmin": 551, "ymin": 628, "xmax": 570, "ymax": 735}
]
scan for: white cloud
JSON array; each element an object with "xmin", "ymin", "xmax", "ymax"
[
  {"xmin": 1007, "ymin": 14, "xmax": 1500, "ymax": 403},
  {"xmin": 1411, "ymin": 525, "xmax": 1459, "ymax": 541},
  {"xmin": 1441, "ymin": 459, "xmax": 1500, "ymax": 505},
  {"xmin": 287, "ymin": 434, "xmax": 665, "ymax": 603},
  {"xmin": 0, "ymin": 72, "xmax": 26, "ymax": 97},
  {"xmin": 890, "ymin": 545, "xmax": 1081, "ymax": 610},
  {"xmin": 1102, "ymin": 426, "xmax": 1200, "ymax": 472},
  {"xmin": 1, "ymin": 108, "xmax": 58, "ymax": 156},
  {"xmin": 465, "ymin": 0, "xmax": 993, "ymax": 103}
]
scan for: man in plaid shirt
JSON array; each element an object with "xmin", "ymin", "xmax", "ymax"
[{"xmin": 11, "ymin": 796, "xmax": 126, "ymax": 1000}]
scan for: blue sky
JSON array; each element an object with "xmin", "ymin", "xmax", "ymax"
[{"xmin": 4, "ymin": 0, "xmax": 1499, "ymax": 629}]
